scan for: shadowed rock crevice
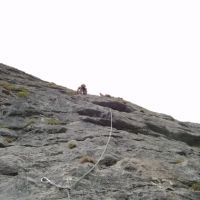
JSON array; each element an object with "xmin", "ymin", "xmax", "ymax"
[
  {"xmin": 8, "ymin": 109, "xmax": 42, "ymax": 117},
  {"xmin": 173, "ymin": 132, "xmax": 200, "ymax": 146},
  {"xmin": 7, "ymin": 103, "xmax": 43, "ymax": 117},
  {"xmin": 77, "ymin": 108, "xmax": 103, "ymax": 117},
  {"xmin": 146, "ymin": 122, "xmax": 200, "ymax": 146},
  {"xmin": 82, "ymin": 117, "xmax": 143, "ymax": 134},
  {"xmin": 0, "ymin": 170, "xmax": 18, "ymax": 176},
  {"xmin": 93, "ymin": 101, "xmax": 134, "ymax": 113},
  {"xmin": 98, "ymin": 155, "xmax": 119, "ymax": 168},
  {"xmin": 0, "ymin": 156, "xmax": 20, "ymax": 176}
]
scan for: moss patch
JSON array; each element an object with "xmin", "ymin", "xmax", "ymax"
[
  {"xmin": 0, "ymin": 81, "xmax": 29, "ymax": 98},
  {"xmin": 175, "ymin": 159, "xmax": 184, "ymax": 164},
  {"xmin": 47, "ymin": 118, "xmax": 62, "ymax": 125},
  {"xmin": 17, "ymin": 90, "xmax": 29, "ymax": 98},
  {"xmin": 68, "ymin": 140, "xmax": 77, "ymax": 149},
  {"xmin": 191, "ymin": 144, "xmax": 200, "ymax": 148},
  {"xmin": 0, "ymin": 81, "xmax": 17, "ymax": 91},
  {"xmin": 0, "ymin": 124, "xmax": 7, "ymax": 128},
  {"xmin": 191, "ymin": 183, "xmax": 200, "ymax": 191}
]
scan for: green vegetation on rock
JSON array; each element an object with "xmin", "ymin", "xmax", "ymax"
[
  {"xmin": 0, "ymin": 124, "xmax": 7, "ymax": 128},
  {"xmin": 0, "ymin": 81, "xmax": 29, "ymax": 97},
  {"xmin": 191, "ymin": 183, "xmax": 200, "ymax": 191},
  {"xmin": 47, "ymin": 118, "xmax": 62, "ymax": 125},
  {"xmin": 191, "ymin": 144, "xmax": 200, "ymax": 148},
  {"xmin": 0, "ymin": 81, "xmax": 17, "ymax": 91},
  {"xmin": 17, "ymin": 90, "xmax": 29, "ymax": 98},
  {"xmin": 68, "ymin": 140, "xmax": 77, "ymax": 149},
  {"xmin": 175, "ymin": 159, "xmax": 184, "ymax": 164}
]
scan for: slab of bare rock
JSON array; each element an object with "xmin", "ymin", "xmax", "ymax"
[
  {"xmin": 0, "ymin": 136, "xmax": 7, "ymax": 147},
  {"xmin": 0, "ymin": 155, "xmax": 20, "ymax": 176},
  {"xmin": 0, "ymin": 128, "xmax": 18, "ymax": 138},
  {"xmin": 0, "ymin": 63, "xmax": 200, "ymax": 200}
]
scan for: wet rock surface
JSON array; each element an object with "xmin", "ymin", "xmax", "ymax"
[{"xmin": 0, "ymin": 63, "xmax": 200, "ymax": 200}]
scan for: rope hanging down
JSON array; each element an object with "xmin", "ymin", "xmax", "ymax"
[{"xmin": 41, "ymin": 109, "xmax": 113, "ymax": 191}]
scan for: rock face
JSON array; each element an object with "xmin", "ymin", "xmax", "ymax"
[{"xmin": 0, "ymin": 63, "xmax": 200, "ymax": 200}]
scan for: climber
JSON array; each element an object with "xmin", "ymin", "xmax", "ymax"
[{"xmin": 77, "ymin": 84, "xmax": 87, "ymax": 95}]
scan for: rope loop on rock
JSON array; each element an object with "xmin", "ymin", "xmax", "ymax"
[{"xmin": 41, "ymin": 109, "xmax": 113, "ymax": 198}]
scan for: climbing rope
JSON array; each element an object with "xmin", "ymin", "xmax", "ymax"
[{"xmin": 41, "ymin": 109, "xmax": 113, "ymax": 197}]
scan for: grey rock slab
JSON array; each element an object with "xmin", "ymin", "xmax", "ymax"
[
  {"xmin": 0, "ymin": 155, "xmax": 21, "ymax": 176},
  {"xmin": 0, "ymin": 64, "xmax": 200, "ymax": 200}
]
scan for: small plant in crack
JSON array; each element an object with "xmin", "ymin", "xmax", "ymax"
[
  {"xmin": 191, "ymin": 183, "xmax": 200, "ymax": 191},
  {"xmin": 80, "ymin": 155, "xmax": 96, "ymax": 164},
  {"xmin": 47, "ymin": 118, "xmax": 62, "ymax": 125},
  {"xmin": 68, "ymin": 140, "xmax": 77, "ymax": 149},
  {"xmin": 175, "ymin": 159, "xmax": 184, "ymax": 164},
  {"xmin": 17, "ymin": 90, "xmax": 29, "ymax": 98}
]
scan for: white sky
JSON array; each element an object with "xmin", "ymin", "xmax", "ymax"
[{"xmin": 0, "ymin": 0, "xmax": 200, "ymax": 123}]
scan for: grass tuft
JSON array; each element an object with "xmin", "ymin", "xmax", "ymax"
[
  {"xmin": 80, "ymin": 155, "xmax": 96, "ymax": 164},
  {"xmin": 0, "ymin": 81, "xmax": 29, "ymax": 98},
  {"xmin": 175, "ymin": 159, "xmax": 184, "ymax": 164},
  {"xmin": 17, "ymin": 90, "xmax": 29, "ymax": 98},
  {"xmin": 0, "ymin": 81, "xmax": 17, "ymax": 91}
]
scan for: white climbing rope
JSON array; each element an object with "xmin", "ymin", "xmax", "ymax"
[
  {"xmin": 71, "ymin": 108, "xmax": 113, "ymax": 189},
  {"xmin": 41, "ymin": 109, "xmax": 113, "ymax": 194},
  {"xmin": 41, "ymin": 177, "xmax": 70, "ymax": 189}
]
